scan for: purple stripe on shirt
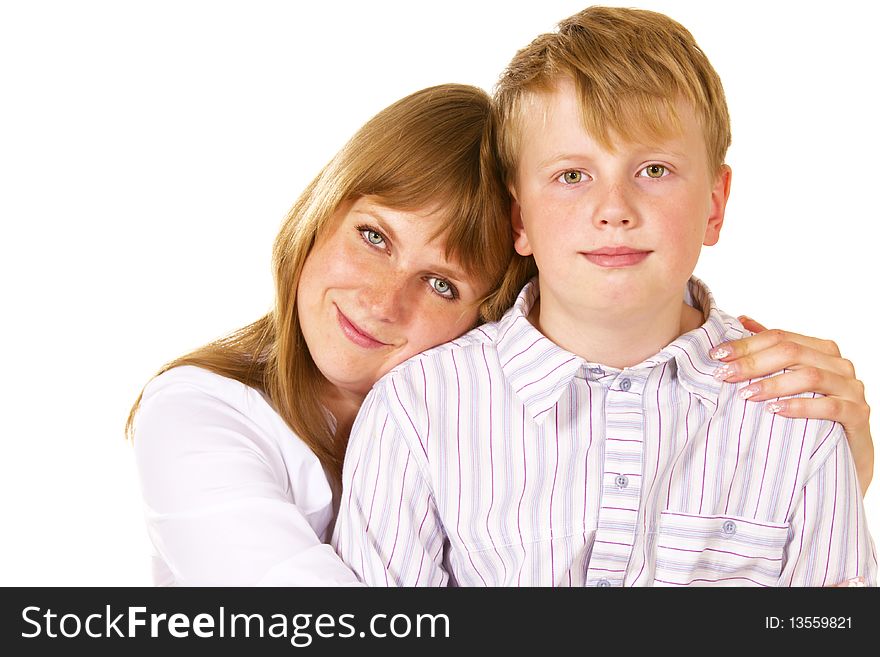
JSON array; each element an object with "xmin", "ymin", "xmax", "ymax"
[
  {"xmin": 655, "ymin": 576, "xmax": 771, "ymax": 587},
  {"xmin": 788, "ymin": 486, "xmax": 807, "ymax": 586},
  {"xmin": 668, "ymin": 342, "xmax": 715, "ymax": 376},
  {"xmin": 420, "ymin": 361, "xmax": 430, "ymax": 451},
  {"xmin": 517, "ymin": 405, "xmax": 527, "ymax": 587},
  {"xmin": 660, "ymin": 511, "xmax": 787, "ymax": 530},
  {"xmin": 392, "ymin": 378, "xmax": 428, "ymax": 460},
  {"xmin": 784, "ymin": 419, "xmax": 810, "ymax": 519},
  {"xmin": 724, "ymin": 384, "xmax": 750, "ymax": 514},
  {"xmin": 656, "ymin": 544, "xmax": 782, "ymax": 561},
  {"xmin": 451, "ymin": 351, "xmax": 488, "ymax": 587},
  {"xmin": 634, "ymin": 362, "xmax": 668, "ymax": 586},
  {"xmin": 550, "ymin": 406, "xmax": 560, "ymax": 585},
  {"xmin": 809, "ymin": 425, "xmax": 837, "ymax": 459},
  {"xmin": 516, "ymin": 356, "xmax": 578, "ymax": 394},
  {"xmin": 502, "ymin": 336, "xmax": 544, "ymax": 370},
  {"xmin": 364, "ymin": 415, "xmax": 389, "ymax": 534},
  {"xmin": 414, "ymin": 495, "xmax": 432, "ymax": 586},
  {"xmin": 482, "ymin": 344, "xmax": 507, "ymax": 584},
  {"xmin": 822, "ymin": 449, "xmax": 839, "ymax": 586},
  {"xmin": 666, "ymin": 392, "xmax": 691, "ymax": 509},
  {"xmin": 753, "ymin": 411, "xmax": 778, "ymax": 519},
  {"xmin": 698, "ymin": 417, "xmax": 713, "ymax": 514},
  {"xmin": 386, "ymin": 453, "xmax": 412, "ymax": 569}
]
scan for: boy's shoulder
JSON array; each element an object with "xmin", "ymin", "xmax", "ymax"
[
  {"xmin": 708, "ymin": 307, "xmax": 845, "ymax": 470},
  {"xmin": 382, "ymin": 320, "xmax": 503, "ymax": 383},
  {"xmin": 672, "ymin": 280, "xmax": 845, "ymax": 469},
  {"xmin": 379, "ymin": 278, "xmax": 544, "ymax": 386}
]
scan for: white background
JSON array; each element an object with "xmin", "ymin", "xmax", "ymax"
[{"xmin": 1, "ymin": 0, "xmax": 877, "ymax": 586}]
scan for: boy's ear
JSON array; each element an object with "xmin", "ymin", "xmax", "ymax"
[
  {"xmin": 703, "ymin": 165, "xmax": 732, "ymax": 247},
  {"xmin": 509, "ymin": 188, "xmax": 534, "ymax": 257}
]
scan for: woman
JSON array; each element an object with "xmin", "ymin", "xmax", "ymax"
[{"xmin": 128, "ymin": 84, "xmax": 872, "ymax": 586}]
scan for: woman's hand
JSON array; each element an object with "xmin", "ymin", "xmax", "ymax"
[{"xmin": 709, "ymin": 316, "xmax": 873, "ymax": 496}]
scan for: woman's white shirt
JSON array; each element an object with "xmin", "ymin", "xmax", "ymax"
[{"xmin": 133, "ymin": 365, "xmax": 362, "ymax": 586}]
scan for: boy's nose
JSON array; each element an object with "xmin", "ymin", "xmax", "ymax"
[{"xmin": 592, "ymin": 182, "xmax": 638, "ymax": 228}]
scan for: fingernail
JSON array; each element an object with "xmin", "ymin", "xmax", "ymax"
[
  {"xmin": 739, "ymin": 385, "xmax": 759, "ymax": 400},
  {"xmin": 709, "ymin": 345, "xmax": 731, "ymax": 360},
  {"xmin": 766, "ymin": 401, "xmax": 784, "ymax": 414},
  {"xmin": 712, "ymin": 363, "xmax": 735, "ymax": 381},
  {"xmin": 738, "ymin": 315, "xmax": 753, "ymax": 324}
]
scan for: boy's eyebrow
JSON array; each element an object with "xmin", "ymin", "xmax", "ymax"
[
  {"xmin": 537, "ymin": 146, "xmax": 689, "ymax": 170},
  {"xmin": 636, "ymin": 146, "xmax": 688, "ymax": 159},
  {"xmin": 537, "ymin": 152, "xmax": 589, "ymax": 169}
]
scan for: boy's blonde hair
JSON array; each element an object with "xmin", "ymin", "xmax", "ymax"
[{"xmin": 494, "ymin": 6, "xmax": 731, "ymax": 185}]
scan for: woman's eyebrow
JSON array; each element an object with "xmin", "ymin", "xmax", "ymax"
[
  {"xmin": 354, "ymin": 207, "xmax": 470, "ymax": 286},
  {"xmin": 431, "ymin": 262, "xmax": 470, "ymax": 286},
  {"xmin": 354, "ymin": 209, "xmax": 400, "ymax": 245}
]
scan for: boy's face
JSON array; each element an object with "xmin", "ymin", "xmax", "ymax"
[{"xmin": 510, "ymin": 79, "xmax": 731, "ymax": 326}]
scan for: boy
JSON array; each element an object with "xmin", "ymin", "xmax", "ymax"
[{"xmin": 332, "ymin": 6, "xmax": 877, "ymax": 586}]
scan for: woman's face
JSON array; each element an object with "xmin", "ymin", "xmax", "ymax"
[{"xmin": 297, "ymin": 196, "xmax": 486, "ymax": 399}]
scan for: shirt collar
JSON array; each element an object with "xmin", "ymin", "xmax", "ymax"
[
  {"xmin": 646, "ymin": 276, "xmax": 746, "ymax": 410},
  {"xmin": 494, "ymin": 276, "xmax": 746, "ymax": 423},
  {"xmin": 495, "ymin": 278, "xmax": 586, "ymax": 425}
]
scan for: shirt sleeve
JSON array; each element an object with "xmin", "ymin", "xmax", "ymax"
[
  {"xmin": 133, "ymin": 377, "xmax": 362, "ymax": 586},
  {"xmin": 332, "ymin": 382, "xmax": 449, "ymax": 586},
  {"xmin": 779, "ymin": 427, "xmax": 878, "ymax": 586}
]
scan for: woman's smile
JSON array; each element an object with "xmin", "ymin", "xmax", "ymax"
[{"xmin": 335, "ymin": 304, "xmax": 390, "ymax": 349}]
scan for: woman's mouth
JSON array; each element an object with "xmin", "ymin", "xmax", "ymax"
[{"xmin": 335, "ymin": 305, "xmax": 390, "ymax": 349}]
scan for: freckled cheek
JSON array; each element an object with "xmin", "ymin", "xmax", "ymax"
[
  {"xmin": 527, "ymin": 205, "xmax": 576, "ymax": 249},
  {"xmin": 322, "ymin": 241, "xmax": 382, "ymax": 288}
]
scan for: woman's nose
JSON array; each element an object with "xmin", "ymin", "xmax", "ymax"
[{"xmin": 359, "ymin": 271, "xmax": 408, "ymax": 323}]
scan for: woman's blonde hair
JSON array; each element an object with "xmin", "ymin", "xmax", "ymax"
[{"xmin": 126, "ymin": 83, "xmax": 532, "ymax": 482}]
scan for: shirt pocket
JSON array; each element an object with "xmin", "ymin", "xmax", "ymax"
[{"xmin": 653, "ymin": 510, "xmax": 789, "ymax": 587}]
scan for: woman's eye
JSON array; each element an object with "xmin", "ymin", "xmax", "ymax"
[
  {"xmin": 360, "ymin": 228, "xmax": 386, "ymax": 247},
  {"xmin": 427, "ymin": 276, "xmax": 457, "ymax": 300},
  {"xmin": 558, "ymin": 170, "xmax": 583, "ymax": 184},
  {"xmin": 640, "ymin": 164, "xmax": 667, "ymax": 179}
]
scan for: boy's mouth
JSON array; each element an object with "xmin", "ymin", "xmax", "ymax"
[{"xmin": 581, "ymin": 246, "xmax": 652, "ymax": 268}]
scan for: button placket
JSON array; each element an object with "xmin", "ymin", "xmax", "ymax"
[{"xmin": 587, "ymin": 371, "xmax": 647, "ymax": 588}]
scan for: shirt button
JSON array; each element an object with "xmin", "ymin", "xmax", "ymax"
[
  {"xmin": 620, "ymin": 378, "xmax": 632, "ymax": 392},
  {"xmin": 615, "ymin": 475, "xmax": 629, "ymax": 489},
  {"xmin": 721, "ymin": 520, "xmax": 737, "ymax": 536},
  {"xmin": 596, "ymin": 578, "xmax": 611, "ymax": 587}
]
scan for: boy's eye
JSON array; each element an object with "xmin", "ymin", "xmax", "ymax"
[
  {"xmin": 427, "ymin": 276, "xmax": 457, "ymax": 300},
  {"xmin": 558, "ymin": 170, "xmax": 583, "ymax": 184},
  {"xmin": 640, "ymin": 164, "xmax": 667, "ymax": 179}
]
